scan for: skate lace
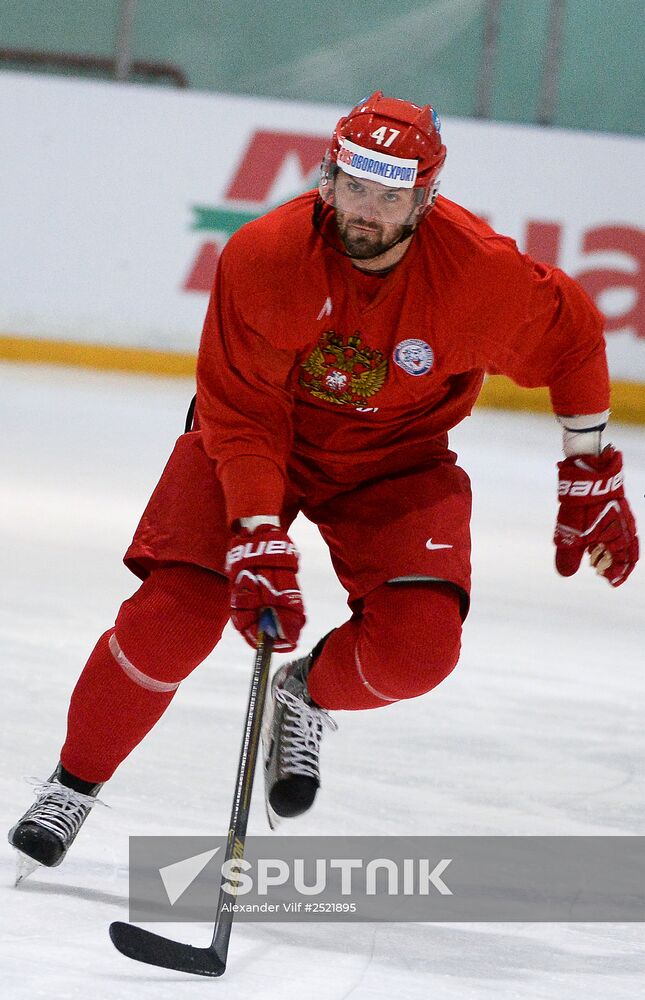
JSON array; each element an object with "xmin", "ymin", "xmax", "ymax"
[
  {"xmin": 23, "ymin": 778, "xmax": 106, "ymax": 843},
  {"xmin": 275, "ymin": 689, "xmax": 337, "ymax": 779}
]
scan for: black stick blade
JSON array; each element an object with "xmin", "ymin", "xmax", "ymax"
[{"xmin": 109, "ymin": 921, "xmax": 226, "ymax": 977}]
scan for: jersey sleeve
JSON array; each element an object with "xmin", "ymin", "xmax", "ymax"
[
  {"xmin": 483, "ymin": 251, "xmax": 610, "ymax": 417},
  {"xmin": 195, "ymin": 240, "xmax": 297, "ymax": 525}
]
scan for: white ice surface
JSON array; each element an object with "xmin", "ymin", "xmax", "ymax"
[{"xmin": 0, "ymin": 363, "xmax": 643, "ymax": 999}]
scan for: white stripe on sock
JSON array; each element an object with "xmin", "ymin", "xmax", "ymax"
[
  {"xmin": 108, "ymin": 632, "xmax": 181, "ymax": 693},
  {"xmin": 354, "ymin": 643, "xmax": 398, "ymax": 703}
]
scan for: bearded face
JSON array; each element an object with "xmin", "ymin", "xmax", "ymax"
[{"xmin": 333, "ymin": 173, "xmax": 419, "ymax": 260}]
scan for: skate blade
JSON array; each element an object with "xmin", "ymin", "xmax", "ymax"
[
  {"xmin": 261, "ymin": 684, "xmax": 280, "ymax": 832},
  {"xmin": 14, "ymin": 850, "xmax": 41, "ymax": 885},
  {"xmin": 264, "ymin": 787, "xmax": 281, "ymax": 831}
]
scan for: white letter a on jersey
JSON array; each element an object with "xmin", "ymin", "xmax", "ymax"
[{"xmin": 317, "ymin": 296, "xmax": 333, "ymax": 320}]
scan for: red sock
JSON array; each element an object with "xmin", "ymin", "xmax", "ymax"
[
  {"xmin": 307, "ymin": 583, "xmax": 462, "ymax": 710},
  {"xmin": 61, "ymin": 565, "xmax": 230, "ymax": 782}
]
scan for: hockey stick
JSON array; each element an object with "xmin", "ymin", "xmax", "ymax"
[{"xmin": 109, "ymin": 610, "xmax": 277, "ymax": 977}]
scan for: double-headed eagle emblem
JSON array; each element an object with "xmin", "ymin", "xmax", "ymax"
[{"xmin": 299, "ymin": 331, "xmax": 388, "ymax": 407}]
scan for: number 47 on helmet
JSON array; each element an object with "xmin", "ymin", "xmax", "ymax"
[{"xmin": 319, "ymin": 90, "xmax": 447, "ymax": 227}]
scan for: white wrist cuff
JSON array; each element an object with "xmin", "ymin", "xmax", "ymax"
[
  {"xmin": 239, "ymin": 515, "xmax": 281, "ymax": 531},
  {"xmin": 556, "ymin": 411, "xmax": 609, "ymax": 457}
]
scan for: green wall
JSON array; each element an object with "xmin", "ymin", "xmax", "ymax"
[{"xmin": 1, "ymin": 0, "xmax": 643, "ymax": 135}]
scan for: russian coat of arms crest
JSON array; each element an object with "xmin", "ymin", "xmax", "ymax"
[{"xmin": 299, "ymin": 331, "xmax": 388, "ymax": 407}]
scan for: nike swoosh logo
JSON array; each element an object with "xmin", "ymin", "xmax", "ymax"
[
  {"xmin": 159, "ymin": 846, "xmax": 220, "ymax": 905},
  {"xmin": 426, "ymin": 539, "xmax": 453, "ymax": 550}
]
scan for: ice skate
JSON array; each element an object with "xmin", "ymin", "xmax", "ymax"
[
  {"xmin": 9, "ymin": 764, "xmax": 104, "ymax": 883},
  {"xmin": 262, "ymin": 654, "xmax": 337, "ymax": 829}
]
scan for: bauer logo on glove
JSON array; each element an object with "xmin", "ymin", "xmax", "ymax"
[
  {"xmin": 557, "ymin": 470, "xmax": 624, "ymax": 497},
  {"xmin": 225, "ymin": 524, "xmax": 306, "ymax": 651},
  {"xmin": 225, "ymin": 537, "xmax": 299, "ymax": 570},
  {"xmin": 554, "ymin": 445, "xmax": 639, "ymax": 588}
]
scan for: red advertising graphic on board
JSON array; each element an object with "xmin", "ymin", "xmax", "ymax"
[{"xmin": 183, "ymin": 131, "xmax": 644, "ymax": 339}]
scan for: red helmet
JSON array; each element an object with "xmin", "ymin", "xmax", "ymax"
[{"xmin": 320, "ymin": 91, "xmax": 447, "ymax": 220}]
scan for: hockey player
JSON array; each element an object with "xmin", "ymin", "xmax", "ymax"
[{"xmin": 10, "ymin": 92, "xmax": 639, "ymax": 874}]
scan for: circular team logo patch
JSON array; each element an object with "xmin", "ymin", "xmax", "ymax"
[{"xmin": 393, "ymin": 339, "xmax": 434, "ymax": 377}]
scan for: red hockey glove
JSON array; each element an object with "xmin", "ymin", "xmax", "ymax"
[
  {"xmin": 554, "ymin": 446, "xmax": 639, "ymax": 587},
  {"xmin": 225, "ymin": 524, "xmax": 305, "ymax": 651}
]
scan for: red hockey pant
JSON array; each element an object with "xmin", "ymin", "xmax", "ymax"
[{"xmin": 61, "ymin": 564, "xmax": 462, "ymax": 783}]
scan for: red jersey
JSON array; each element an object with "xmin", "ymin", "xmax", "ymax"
[{"xmin": 195, "ymin": 191, "xmax": 609, "ymax": 523}]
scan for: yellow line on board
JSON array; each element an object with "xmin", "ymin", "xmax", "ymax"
[
  {"xmin": 0, "ymin": 335, "xmax": 196, "ymax": 377},
  {"xmin": 0, "ymin": 335, "xmax": 643, "ymax": 423},
  {"xmin": 478, "ymin": 376, "xmax": 645, "ymax": 425}
]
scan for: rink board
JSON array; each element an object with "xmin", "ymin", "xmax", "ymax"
[{"xmin": 1, "ymin": 71, "xmax": 643, "ymax": 417}]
